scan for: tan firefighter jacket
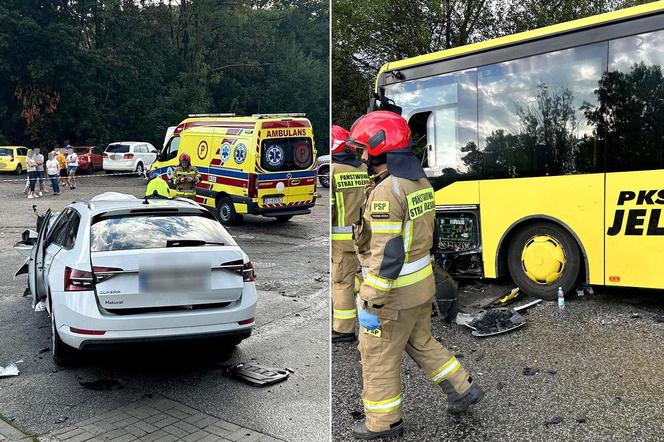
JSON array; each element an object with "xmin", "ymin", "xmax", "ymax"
[
  {"xmin": 355, "ymin": 171, "xmax": 436, "ymax": 311},
  {"xmin": 331, "ymin": 162, "xmax": 368, "ymax": 253}
]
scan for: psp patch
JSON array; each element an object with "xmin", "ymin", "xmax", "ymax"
[{"xmin": 361, "ymin": 326, "xmax": 382, "ymax": 337}]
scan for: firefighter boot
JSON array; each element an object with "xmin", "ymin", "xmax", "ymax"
[
  {"xmin": 331, "ymin": 330, "xmax": 355, "ymax": 343},
  {"xmin": 352, "ymin": 419, "xmax": 403, "ymax": 440},
  {"xmin": 447, "ymin": 383, "xmax": 485, "ymax": 414}
]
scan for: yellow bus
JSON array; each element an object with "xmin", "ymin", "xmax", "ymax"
[{"xmin": 371, "ymin": 2, "xmax": 664, "ymax": 299}]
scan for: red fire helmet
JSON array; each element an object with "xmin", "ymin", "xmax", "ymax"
[
  {"xmin": 331, "ymin": 125, "xmax": 351, "ymax": 154},
  {"xmin": 349, "ymin": 111, "xmax": 411, "ymax": 156}
]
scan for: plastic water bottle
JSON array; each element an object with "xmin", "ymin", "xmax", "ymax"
[{"xmin": 558, "ymin": 287, "xmax": 565, "ymax": 310}]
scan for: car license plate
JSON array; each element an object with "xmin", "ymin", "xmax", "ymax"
[
  {"xmin": 263, "ymin": 196, "xmax": 283, "ymax": 205},
  {"xmin": 113, "ymin": 154, "xmax": 122, "ymax": 160},
  {"xmin": 139, "ymin": 268, "xmax": 210, "ymax": 293}
]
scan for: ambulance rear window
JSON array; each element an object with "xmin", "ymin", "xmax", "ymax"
[{"xmin": 260, "ymin": 138, "xmax": 313, "ymax": 172}]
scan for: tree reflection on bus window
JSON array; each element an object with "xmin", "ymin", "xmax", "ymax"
[
  {"xmin": 584, "ymin": 29, "xmax": 664, "ymax": 172},
  {"xmin": 477, "ymin": 42, "xmax": 607, "ymax": 179}
]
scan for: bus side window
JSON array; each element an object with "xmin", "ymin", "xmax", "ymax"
[{"xmin": 601, "ymin": 29, "xmax": 664, "ymax": 172}]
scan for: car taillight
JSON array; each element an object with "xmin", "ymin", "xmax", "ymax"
[
  {"xmin": 248, "ymin": 174, "xmax": 258, "ymax": 199},
  {"xmin": 92, "ymin": 266, "xmax": 123, "ymax": 283},
  {"xmin": 243, "ymin": 262, "xmax": 256, "ymax": 282},
  {"xmin": 123, "ymin": 153, "xmax": 134, "ymax": 159},
  {"xmin": 70, "ymin": 327, "xmax": 106, "ymax": 335},
  {"xmin": 64, "ymin": 267, "xmax": 94, "ymax": 291},
  {"xmin": 238, "ymin": 318, "xmax": 254, "ymax": 325},
  {"xmin": 103, "ymin": 153, "xmax": 108, "ymax": 158}
]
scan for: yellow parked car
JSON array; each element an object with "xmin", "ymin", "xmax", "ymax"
[{"xmin": 0, "ymin": 146, "xmax": 29, "ymax": 174}]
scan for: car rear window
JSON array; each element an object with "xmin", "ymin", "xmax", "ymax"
[
  {"xmin": 260, "ymin": 138, "xmax": 314, "ymax": 172},
  {"xmin": 0, "ymin": 148, "xmax": 13, "ymax": 156},
  {"xmin": 106, "ymin": 144, "xmax": 130, "ymax": 153},
  {"xmin": 90, "ymin": 214, "xmax": 235, "ymax": 252}
]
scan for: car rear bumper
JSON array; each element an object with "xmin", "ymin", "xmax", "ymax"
[
  {"xmin": 103, "ymin": 161, "xmax": 135, "ymax": 172},
  {"xmin": 53, "ymin": 283, "xmax": 257, "ymax": 350}
]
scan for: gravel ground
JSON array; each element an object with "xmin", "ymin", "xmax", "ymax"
[
  {"xmin": 0, "ymin": 172, "xmax": 330, "ymax": 441},
  {"xmin": 332, "ymin": 286, "xmax": 664, "ymax": 441}
]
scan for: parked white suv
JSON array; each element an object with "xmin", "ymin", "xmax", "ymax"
[
  {"xmin": 15, "ymin": 193, "xmax": 257, "ymax": 365},
  {"xmin": 315, "ymin": 154, "xmax": 330, "ymax": 188},
  {"xmin": 103, "ymin": 142, "xmax": 158, "ymax": 176}
]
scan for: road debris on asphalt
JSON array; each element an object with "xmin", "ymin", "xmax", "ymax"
[
  {"xmin": 523, "ymin": 367, "xmax": 539, "ymax": 376},
  {"xmin": 456, "ymin": 308, "xmax": 526, "ymax": 337},
  {"xmin": 545, "ymin": 415, "xmax": 564, "ymax": 426},
  {"xmin": 226, "ymin": 363, "xmax": 290, "ymax": 387},
  {"xmin": 79, "ymin": 378, "xmax": 123, "ymax": 390},
  {"xmin": 0, "ymin": 362, "xmax": 19, "ymax": 377}
]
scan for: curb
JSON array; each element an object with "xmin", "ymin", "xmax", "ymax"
[{"xmin": 0, "ymin": 417, "xmax": 32, "ymax": 442}]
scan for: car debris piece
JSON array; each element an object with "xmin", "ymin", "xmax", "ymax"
[
  {"xmin": 513, "ymin": 299, "xmax": 543, "ymax": 312},
  {"xmin": 545, "ymin": 415, "xmax": 564, "ymax": 426},
  {"xmin": 34, "ymin": 301, "xmax": 46, "ymax": 312},
  {"xmin": 523, "ymin": 367, "xmax": 539, "ymax": 376},
  {"xmin": 226, "ymin": 363, "xmax": 290, "ymax": 387},
  {"xmin": 79, "ymin": 378, "xmax": 123, "ymax": 391},
  {"xmin": 0, "ymin": 362, "xmax": 19, "ymax": 377},
  {"xmin": 493, "ymin": 287, "xmax": 520, "ymax": 305},
  {"xmin": 469, "ymin": 308, "xmax": 526, "ymax": 337}
]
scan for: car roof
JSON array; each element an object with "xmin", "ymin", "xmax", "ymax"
[
  {"xmin": 69, "ymin": 194, "xmax": 205, "ymax": 217},
  {"xmin": 108, "ymin": 141, "xmax": 148, "ymax": 146}
]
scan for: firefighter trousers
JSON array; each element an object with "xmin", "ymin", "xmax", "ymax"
[
  {"xmin": 332, "ymin": 248, "xmax": 359, "ymax": 334},
  {"xmin": 358, "ymin": 300, "xmax": 472, "ymax": 432}
]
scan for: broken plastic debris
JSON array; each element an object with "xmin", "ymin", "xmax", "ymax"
[
  {"xmin": 0, "ymin": 362, "xmax": 19, "ymax": 377},
  {"xmin": 34, "ymin": 301, "xmax": 46, "ymax": 312},
  {"xmin": 469, "ymin": 308, "xmax": 525, "ymax": 337},
  {"xmin": 79, "ymin": 378, "xmax": 123, "ymax": 390},
  {"xmin": 226, "ymin": 363, "xmax": 290, "ymax": 387}
]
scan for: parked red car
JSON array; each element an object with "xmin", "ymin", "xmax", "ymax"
[{"xmin": 74, "ymin": 146, "xmax": 104, "ymax": 174}]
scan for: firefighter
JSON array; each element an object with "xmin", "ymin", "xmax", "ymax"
[
  {"xmin": 145, "ymin": 170, "xmax": 171, "ymax": 198},
  {"xmin": 331, "ymin": 125, "xmax": 368, "ymax": 343},
  {"xmin": 171, "ymin": 153, "xmax": 200, "ymax": 198},
  {"xmin": 348, "ymin": 111, "xmax": 484, "ymax": 439}
]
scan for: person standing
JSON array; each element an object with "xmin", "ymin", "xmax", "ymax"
[
  {"xmin": 66, "ymin": 147, "xmax": 78, "ymax": 189},
  {"xmin": 171, "ymin": 153, "xmax": 200, "ymax": 198},
  {"xmin": 46, "ymin": 151, "xmax": 60, "ymax": 195},
  {"xmin": 25, "ymin": 149, "xmax": 38, "ymax": 199},
  {"xmin": 348, "ymin": 111, "xmax": 483, "ymax": 439},
  {"xmin": 331, "ymin": 125, "xmax": 368, "ymax": 342},
  {"xmin": 55, "ymin": 147, "xmax": 68, "ymax": 188},
  {"xmin": 33, "ymin": 148, "xmax": 46, "ymax": 196}
]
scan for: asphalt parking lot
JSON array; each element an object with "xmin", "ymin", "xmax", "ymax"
[
  {"xmin": 332, "ymin": 285, "xmax": 664, "ymax": 441},
  {"xmin": 0, "ymin": 172, "xmax": 330, "ymax": 441}
]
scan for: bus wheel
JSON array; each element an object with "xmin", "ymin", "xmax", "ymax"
[
  {"xmin": 507, "ymin": 222, "xmax": 580, "ymax": 301},
  {"xmin": 217, "ymin": 197, "xmax": 241, "ymax": 226}
]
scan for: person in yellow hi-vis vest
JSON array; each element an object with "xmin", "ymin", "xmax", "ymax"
[
  {"xmin": 145, "ymin": 170, "xmax": 171, "ymax": 198},
  {"xmin": 171, "ymin": 153, "xmax": 200, "ymax": 199},
  {"xmin": 331, "ymin": 125, "xmax": 368, "ymax": 343},
  {"xmin": 348, "ymin": 111, "xmax": 484, "ymax": 439}
]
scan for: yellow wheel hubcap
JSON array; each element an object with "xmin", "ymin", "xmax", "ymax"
[{"xmin": 521, "ymin": 235, "xmax": 566, "ymax": 285}]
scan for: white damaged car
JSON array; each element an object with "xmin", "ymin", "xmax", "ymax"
[{"xmin": 14, "ymin": 193, "xmax": 256, "ymax": 365}]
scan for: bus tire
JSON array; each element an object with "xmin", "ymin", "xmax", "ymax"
[
  {"xmin": 217, "ymin": 197, "xmax": 242, "ymax": 226},
  {"xmin": 507, "ymin": 222, "xmax": 580, "ymax": 301}
]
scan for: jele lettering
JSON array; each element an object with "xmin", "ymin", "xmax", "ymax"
[{"xmin": 607, "ymin": 189, "xmax": 664, "ymax": 236}]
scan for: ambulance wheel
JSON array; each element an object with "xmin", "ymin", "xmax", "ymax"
[
  {"xmin": 217, "ymin": 197, "xmax": 242, "ymax": 226},
  {"xmin": 51, "ymin": 311, "xmax": 78, "ymax": 366},
  {"xmin": 507, "ymin": 222, "xmax": 581, "ymax": 301},
  {"xmin": 274, "ymin": 215, "xmax": 292, "ymax": 223}
]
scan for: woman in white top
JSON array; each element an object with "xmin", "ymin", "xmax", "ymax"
[
  {"xmin": 66, "ymin": 147, "xmax": 78, "ymax": 190},
  {"xmin": 46, "ymin": 151, "xmax": 60, "ymax": 195},
  {"xmin": 25, "ymin": 149, "xmax": 38, "ymax": 199}
]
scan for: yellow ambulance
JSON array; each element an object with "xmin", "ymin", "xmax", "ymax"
[{"xmin": 151, "ymin": 113, "xmax": 318, "ymax": 225}]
